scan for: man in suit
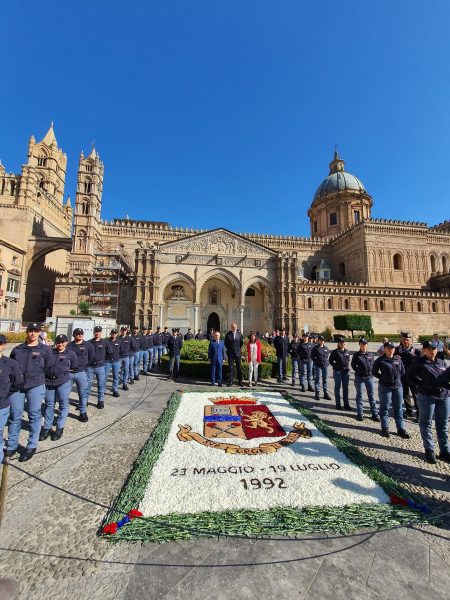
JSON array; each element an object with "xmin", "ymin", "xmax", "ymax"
[
  {"xmin": 208, "ymin": 330, "xmax": 226, "ymax": 386},
  {"xmin": 224, "ymin": 322, "xmax": 244, "ymax": 387}
]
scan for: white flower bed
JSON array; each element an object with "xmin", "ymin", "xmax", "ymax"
[{"xmin": 140, "ymin": 391, "xmax": 388, "ymax": 517}]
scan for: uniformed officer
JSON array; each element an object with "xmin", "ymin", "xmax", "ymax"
[
  {"xmin": 329, "ymin": 337, "xmax": 351, "ymax": 410},
  {"xmin": 145, "ymin": 327, "xmax": 154, "ymax": 374},
  {"xmin": 406, "ymin": 340, "xmax": 450, "ymax": 464},
  {"xmin": 162, "ymin": 326, "xmax": 170, "ymax": 355},
  {"xmin": 299, "ymin": 333, "xmax": 315, "ymax": 392},
  {"xmin": 289, "ymin": 333, "xmax": 302, "ymax": 388},
  {"xmin": 40, "ymin": 334, "xmax": 78, "ymax": 441},
  {"xmin": 140, "ymin": 328, "xmax": 150, "ymax": 376},
  {"xmin": 119, "ymin": 326, "xmax": 131, "ymax": 390},
  {"xmin": 395, "ymin": 332, "xmax": 421, "ymax": 419},
  {"xmin": 86, "ymin": 325, "xmax": 107, "ymax": 409},
  {"xmin": 0, "ymin": 334, "xmax": 24, "ymax": 464},
  {"xmin": 68, "ymin": 327, "xmax": 94, "ymax": 422},
  {"xmin": 184, "ymin": 328, "xmax": 194, "ymax": 341},
  {"xmin": 105, "ymin": 329, "xmax": 122, "ymax": 397},
  {"xmin": 167, "ymin": 328, "xmax": 183, "ymax": 380},
  {"xmin": 372, "ymin": 341, "xmax": 410, "ymax": 439},
  {"xmin": 195, "ymin": 329, "xmax": 205, "ymax": 340},
  {"xmin": 153, "ymin": 326, "xmax": 163, "ymax": 366},
  {"xmin": 274, "ymin": 328, "xmax": 289, "ymax": 383},
  {"xmin": 7, "ymin": 323, "xmax": 53, "ymax": 462},
  {"xmin": 130, "ymin": 325, "xmax": 142, "ymax": 381},
  {"xmin": 351, "ymin": 338, "xmax": 379, "ymax": 422},
  {"xmin": 311, "ymin": 335, "xmax": 332, "ymax": 401}
]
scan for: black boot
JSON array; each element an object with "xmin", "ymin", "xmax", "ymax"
[
  {"xmin": 371, "ymin": 414, "xmax": 380, "ymax": 422},
  {"xmin": 79, "ymin": 413, "xmax": 88, "ymax": 423},
  {"xmin": 300, "ymin": 385, "xmax": 305, "ymax": 392},
  {"xmin": 113, "ymin": 391, "xmax": 120, "ymax": 397},
  {"xmin": 323, "ymin": 392, "xmax": 332, "ymax": 401},
  {"xmin": 425, "ymin": 449, "xmax": 437, "ymax": 464},
  {"xmin": 397, "ymin": 429, "xmax": 410, "ymax": 439},
  {"xmin": 381, "ymin": 429, "xmax": 390, "ymax": 438},
  {"xmin": 307, "ymin": 384, "xmax": 315, "ymax": 392},
  {"xmin": 356, "ymin": 414, "xmax": 364, "ymax": 421},
  {"xmin": 314, "ymin": 393, "xmax": 320, "ymax": 401},
  {"xmin": 51, "ymin": 428, "xmax": 64, "ymax": 441},
  {"xmin": 438, "ymin": 450, "xmax": 450, "ymax": 463},
  {"xmin": 97, "ymin": 401, "xmax": 105, "ymax": 409},
  {"xmin": 123, "ymin": 384, "xmax": 129, "ymax": 391},
  {"xmin": 39, "ymin": 427, "xmax": 51, "ymax": 441},
  {"xmin": 19, "ymin": 448, "xmax": 36, "ymax": 462}
]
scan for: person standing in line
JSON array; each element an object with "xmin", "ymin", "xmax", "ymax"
[
  {"xmin": 274, "ymin": 328, "xmax": 289, "ymax": 383},
  {"xmin": 377, "ymin": 337, "xmax": 389, "ymax": 356},
  {"xmin": 329, "ymin": 337, "xmax": 351, "ymax": 410},
  {"xmin": 145, "ymin": 327, "xmax": 154, "ymax": 374},
  {"xmin": 119, "ymin": 326, "xmax": 131, "ymax": 390},
  {"xmin": 0, "ymin": 334, "xmax": 24, "ymax": 465},
  {"xmin": 167, "ymin": 328, "xmax": 183, "ymax": 380},
  {"xmin": 130, "ymin": 325, "xmax": 142, "ymax": 381},
  {"xmin": 247, "ymin": 332, "xmax": 261, "ymax": 387},
  {"xmin": 153, "ymin": 326, "xmax": 163, "ymax": 366},
  {"xmin": 105, "ymin": 329, "xmax": 123, "ymax": 397},
  {"xmin": 184, "ymin": 328, "xmax": 194, "ymax": 341},
  {"xmin": 289, "ymin": 333, "xmax": 301, "ymax": 388},
  {"xmin": 140, "ymin": 328, "xmax": 150, "ymax": 376},
  {"xmin": 208, "ymin": 330, "xmax": 226, "ymax": 386},
  {"xmin": 311, "ymin": 335, "xmax": 331, "ymax": 401},
  {"xmin": 195, "ymin": 329, "xmax": 204, "ymax": 340},
  {"xmin": 406, "ymin": 341, "xmax": 450, "ymax": 464},
  {"xmin": 224, "ymin": 322, "xmax": 244, "ymax": 387},
  {"xmin": 126, "ymin": 328, "xmax": 136, "ymax": 385},
  {"xmin": 86, "ymin": 326, "xmax": 107, "ymax": 409},
  {"xmin": 395, "ymin": 332, "xmax": 421, "ymax": 420},
  {"xmin": 372, "ymin": 341, "xmax": 410, "ymax": 439},
  {"xmin": 299, "ymin": 332, "xmax": 315, "ymax": 392},
  {"xmin": 40, "ymin": 334, "xmax": 78, "ymax": 442},
  {"xmin": 431, "ymin": 333, "xmax": 445, "ymax": 360},
  {"xmin": 7, "ymin": 323, "xmax": 53, "ymax": 462},
  {"xmin": 351, "ymin": 338, "xmax": 379, "ymax": 422},
  {"xmin": 68, "ymin": 327, "xmax": 95, "ymax": 422}
]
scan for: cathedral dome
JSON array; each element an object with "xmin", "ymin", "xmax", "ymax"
[{"xmin": 313, "ymin": 171, "xmax": 367, "ymax": 201}]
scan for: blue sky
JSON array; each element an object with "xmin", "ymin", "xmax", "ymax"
[{"xmin": 1, "ymin": 1, "xmax": 450, "ymax": 236}]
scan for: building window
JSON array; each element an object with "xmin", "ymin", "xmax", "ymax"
[
  {"xmin": 84, "ymin": 179, "xmax": 92, "ymax": 193},
  {"xmin": 344, "ymin": 299, "xmax": 349, "ymax": 309},
  {"xmin": 354, "ymin": 210, "xmax": 361, "ymax": 223},
  {"xmin": 417, "ymin": 302, "xmax": 422, "ymax": 312},
  {"xmin": 380, "ymin": 300, "xmax": 385, "ymax": 311},
  {"xmin": 323, "ymin": 270, "xmax": 330, "ymax": 279},
  {"xmin": 307, "ymin": 297, "xmax": 312, "ymax": 309},
  {"xmin": 363, "ymin": 299, "xmax": 368, "ymax": 310},
  {"xmin": 255, "ymin": 259, "xmax": 261, "ymax": 267},
  {"xmin": 10, "ymin": 180, "xmax": 16, "ymax": 195},
  {"xmin": 327, "ymin": 298, "xmax": 332, "ymax": 309},
  {"xmin": 338, "ymin": 262, "xmax": 345, "ymax": 277},
  {"xmin": 313, "ymin": 220, "xmax": 318, "ymax": 234},
  {"xmin": 37, "ymin": 157, "xmax": 47, "ymax": 167},
  {"xmin": 85, "ymin": 164, "xmax": 93, "ymax": 172},
  {"xmin": 430, "ymin": 255, "xmax": 437, "ymax": 272},
  {"xmin": 12, "ymin": 256, "xmax": 18, "ymax": 266},
  {"xmin": 311, "ymin": 266, "xmax": 318, "ymax": 281},
  {"xmin": 329, "ymin": 212, "xmax": 338, "ymax": 226},
  {"xmin": 7, "ymin": 277, "xmax": 19, "ymax": 294},
  {"xmin": 245, "ymin": 288, "xmax": 256, "ymax": 297},
  {"xmin": 431, "ymin": 301, "xmax": 437, "ymax": 313},
  {"xmin": 442, "ymin": 256, "xmax": 448, "ymax": 273},
  {"xmin": 399, "ymin": 300, "xmax": 405, "ymax": 311},
  {"xmin": 393, "ymin": 254, "xmax": 403, "ymax": 270}
]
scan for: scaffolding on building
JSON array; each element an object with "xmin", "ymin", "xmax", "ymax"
[{"xmin": 88, "ymin": 247, "xmax": 133, "ymax": 320}]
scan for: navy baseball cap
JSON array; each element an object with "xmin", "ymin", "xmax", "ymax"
[
  {"xmin": 94, "ymin": 325, "xmax": 102, "ymax": 332},
  {"xmin": 422, "ymin": 340, "xmax": 433, "ymax": 349},
  {"xmin": 55, "ymin": 334, "xmax": 68, "ymax": 343},
  {"xmin": 384, "ymin": 341, "xmax": 395, "ymax": 348},
  {"xmin": 337, "ymin": 336, "xmax": 345, "ymax": 343},
  {"xmin": 318, "ymin": 335, "xmax": 325, "ymax": 340},
  {"xmin": 26, "ymin": 322, "xmax": 42, "ymax": 332},
  {"xmin": 0, "ymin": 334, "xmax": 6, "ymax": 345},
  {"xmin": 359, "ymin": 338, "xmax": 368, "ymax": 344},
  {"xmin": 73, "ymin": 328, "xmax": 84, "ymax": 336},
  {"xmin": 110, "ymin": 329, "xmax": 117, "ymax": 335}
]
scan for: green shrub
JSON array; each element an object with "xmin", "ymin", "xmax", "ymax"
[
  {"xmin": 334, "ymin": 314, "xmax": 373, "ymax": 338},
  {"xmin": 323, "ymin": 326, "xmax": 333, "ymax": 342},
  {"xmin": 366, "ymin": 334, "xmax": 400, "ymax": 342},
  {"xmin": 161, "ymin": 356, "xmax": 273, "ymax": 380},
  {"xmin": 3, "ymin": 332, "xmax": 27, "ymax": 343},
  {"xmin": 180, "ymin": 339, "xmax": 210, "ymax": 361},
  {"xmin": 260, "ymin": 340, "xmax": 276, "ymax": 363}
]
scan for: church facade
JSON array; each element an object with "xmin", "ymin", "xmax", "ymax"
[{"xmin": 1, "ymin": 125, "xmax": 450, "ymax": 336}]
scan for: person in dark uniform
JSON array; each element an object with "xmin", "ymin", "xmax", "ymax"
[
  {"xmin": 395, "ymin": 332, "xmax": 421, "ymax": 420},
  {"xmin": 162, "ymin": 327, "xmax": 170, "ymax": 355},
  {"xmin": 167, "ymin": 328, "xmax": 183, "ymax": 380},
  {"xmin": 105, "ymin": 330, "xmax": 123, "ymax": 397},
  {"xmin": 195, "ymin": 329, "xmax": 205, "ymax": 340},
  {"xmin": 0, "ymin": 334, "xmax": 24, "ymax": 464},
  {"xmin": 119, "ymin": 326, "xmax": 131, "ymax": 390},
  {"xmin": 130, "ymin": 326, "xmax": 142, "ymax": 381},
  {"xmin": 153, "ymin": 326, "xmax": 163, "ymax": 366},
  {"xmin": 40, "ymin": 334, "xmax": 78, "ymax": 441},
  {"xmin": 329, "ymin": 337, "xmax": 351, "ymax": 410},
  {"xmin": 351, "ymin": 338, "xmax": 379, "ymax": 422},
  {"xmin": 311, "ymin": 335, "xmax": 331, "ymax": 401},
  {"xmin": 7, "ymin": 323, "xmax": 53, "ymax": 462},
  {"xmin": 289, "ymin": 333, "xmax": 302, "ymax": 388},
  {"xmin": 68, "ymin": 327, "xmax": 94, "ymax": 422},
  {"xmin": 145, "ymin": 327, "xmax": 154, "ymax": 374},
  {"xmin": 208, "ymin": 330, "xmax": 226, "ymax": 386},
  {"xmin": 406, "ymin": 340, "xmax": 450, "ymax": 464},
  {"xmin": 184, "ymin": 328, "xmax": 194, "ymax": 341},
  {"xmin": 86, "ymin": 326, "xmax": 107, "ymax": 409},
  {"xmin": 224, "ymin": 322, "xmax": 243, "ymax": 386},
  {"xmin": 126, "ymin": 328, "xmax": 136, "ymax": 384},
  {"xmin": 274, "ymin": 328, "xmax": 289, "ymax": 383},
  {"xmin": 140, "ymin": 328, "xmax": 150, "ymax": 375},
  {"xmin": 299, "ymin": 332, "xmax": 314, "ymax": 392},
  {"xmin": 372, "ymin": 341, "xmax": 410, "ymax": 439}
]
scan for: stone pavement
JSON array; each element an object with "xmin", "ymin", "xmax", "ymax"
[{"xmin": 0, "ymin": 367, "xmax": 449, "ymax": 600}]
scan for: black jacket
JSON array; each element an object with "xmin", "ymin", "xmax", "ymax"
[
  {"xmin": 119, "ymin": 335, "xmax": 131, "ymax": 357},
  {"xmin": 329, "ymin": 348, "xmax": 350, "ymax": 371},
  {"xmin": 45, "ymin": 348, "xmax": 78, "ymax": 388},
  {"xmin": 311, "ymin": 345, "xmax": 329, "ymax": 368},
  {"xmin": 351, "ymin": 351, "xmax": 375, "ymax": 378},
  {"xmin": 0, "ymin": 355, "xmax": 24, "ymax": 407},
  {"xmin": 372, "ymin": 355, "xmax": 404, "ymax": 389},
  {"xmin": 406, "ymin": 356, "xmax": 449, "ymax": 400},
  {"xmin": 88, "ymin": 338, "xmax": 107, "ymax": 367},
  {"xmin": 224, "ymin": 330, "xmax": 244, "ymax": 357},
  {"xmin": 106, "ymin": 338, "xmax": 123, "ymax": 362},
  {"xmin": 10, "ymin": 342, "xmax": 53, "ymax": 390},
  {"xmin": 289, "ymin": 340, "xmax": 301, "ymax": 360},
  {"xmin": 68, "ymin": 340, "xmax": 95, "ymax": 371},
  {"xmin": 168, "ymin": 335, "xmax": 183, "ymax": 357},
  {"xmin": 274, "ymin": 335, "xmax": 289, "ymax": 358},
  {"xmin": 298, "ymin": 342, "xmax": 313, "ymax": 361}
]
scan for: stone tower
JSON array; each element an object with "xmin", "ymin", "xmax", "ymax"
[{"xmin": 307, "ymin": 151, "xmax": 373, "ymax": 239}]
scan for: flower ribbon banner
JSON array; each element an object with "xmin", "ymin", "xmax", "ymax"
[{"xmin": 102, "ymin": 390, "xmax": 430, "ymax": 542}]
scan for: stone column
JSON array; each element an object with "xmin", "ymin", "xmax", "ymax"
[
  {"xmin": 158, "ymin": 304, "xmax": 163, "ymax": 328},
  {"xmin": 239, "ymin": 305, "xmax": 244, "ymax": 332},
  {"xmin": 193, "ymin": 304, "xmax": 199, "ymax": 331}
]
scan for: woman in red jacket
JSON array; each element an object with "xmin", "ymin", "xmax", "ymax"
[{"xmin": 247, "ymin": 333, "xmax": 262, "ymax": 387}]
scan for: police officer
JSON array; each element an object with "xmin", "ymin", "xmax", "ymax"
[
  {"xmin": 7, "ymin": 323, "xmax": 53, "ymax": 462},
  {"xmin": 68, "ymin": 327, "xmax": 94, "ymax": 422},
  {"xmin": 351, "ymin": 338, "xmax": 379, "ymax": 422},
  {"xmin": 311, "ymin": 335, "xmax": 331, "ymax": 401},
  {"xmin": 153, "ymin": 326, "xmax": 163, "ymax": 366},
  {"xmin": 119, "ymin": 326, "xmax": 131, "ymax": 390},
  {"xmin": 184, "ymin": 328, "xmax": 194, "ymax": 341},
  {"xmin": 167, "ymin": 328, "xmax": 183, "ymax": 380},
  {"xmin": 195, "ymin": 329, "xmax": 205, "ymax": 340},
  {"xmin": 40, "ymin": 334, "xmax": 78, "ymax": 441},
  {"xmin": 125, "ymin": 328, "xmax": 136, "ymax": 385},
  {"xmin": 329, "ymin": 337, "xmax": 351, "ymax": 410},
  {"xmin": 289, "ymin": 333, "xmax": 302, "ymax": 388},
  {"xmin": 105, "ymin": 329, "xmax": 122, "ymax": 397},
  {"xmin": 130, "ymin": 325, "xmax": 142, "ymax": 381},
  {"xmin": 145, "ymin": 327, "xmax": 154, "ymax": 375},
  {"xmin": 299, "ymin": 332, "xmax": 314, "ymax": 392},
  {"xmin": 406, "ymin": 340, "xmax": 450, "ymax": 464},
  {"xmin": 162, "ymin": 326, "xmax": 170, "ymax": 355},
  {"xmin": 372, "ymin": 341, "xmax": 410, "ymax": 439},
  {"xmin": 139, "ymin": 328, "xmax": 150, "ymax": 376},
  {"xmin": 86, "ymin": 325, "xmax": 107, "ymax": 409},
  {"xmin": 395, "ymin": 332, "xmax": 421, "ymax": 420},
  {"xmin": 0, "ymin": 334, "xmax": 24, "ymax": 464},
  {"xmin": 274, "ymin": 328, "xmax": 289, "ymax": 383}
]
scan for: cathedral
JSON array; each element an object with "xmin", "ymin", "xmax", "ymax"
[{"xmin": 1, "ymin": 124, "xmax": 449, "ymax": 336}]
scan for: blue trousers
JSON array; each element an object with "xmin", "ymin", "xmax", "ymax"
[
  {"xmin": 147, "ymin": 348, "xmax": 154, "ymax": 371},
  {"xmin": 70, "ymin": 370, "xmax": 89, "ymax": 414},
  {"xmin": 8, "ymin": 385, "xmax": 46, "ymax": 451},
  {"xmin": 210, "ymin": 361, "xmax": 223, "ymax": 384},
  {"xmin": 133, "ymin": 350, "xmax": 143, "ymax": 378},
  {"xmin": 417, "ymin": 393, "xmax": 450, "ymax": 453},
  {"xmin": 86, "ymin": 366, "xmax": 106, "ymax": 402},
  {"xmin": 168, "ymin": 355, "xmax": 181, "ymax": 378},
  {"xmin": 154, "ymin": 345, "xmax": 163, "ymax": 365},
  {"xmin": 378, "ymin": 384, "xmax": 405, "ymax": 431},
  {"xmin": 44, "ymin": 380, "xmax": 72, "ymax": 430},
  {"xmin": 277, "ymin": 357, "xmax": 287, "ymax": 380},
  {"xmin": 120, "ymin": 356, "xmax": 130, "ymax": 385},
  {"xmin": 355, "ymin": 376, "xmax": 378, "ymax": 416},
  {"xmin": 299, "ymin": 360, "xmax": 313, "ymax": 386},
  {"xmin": 291, "ymin": 358, "xmax": 300, "ymax": 384},
  {"xmin": 313, "ymin": 366, "xmax": 328, "ymax": 394},
  {"xmin": 105, "ymin": 361, "xmax": 121, "ymax": 393},
  {"xmin": 0, "ymin": 405, "xmax": 10, "ymax": 464},
  {"xmin": 141, "ymin": 349, "xmax": 149, "ymax": 372},
  {"xmin": 333, "ymin": 370, "xmax": 350, "ymax": 406}
]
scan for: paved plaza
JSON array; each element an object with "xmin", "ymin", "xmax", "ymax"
[{"xmin": 1, "ymin": 345, "xmax": 450, "ymax": 599}]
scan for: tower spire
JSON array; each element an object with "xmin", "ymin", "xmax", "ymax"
[{"xmin": 329, "ymin": 148, "xmax": 345, "ymax": 174}]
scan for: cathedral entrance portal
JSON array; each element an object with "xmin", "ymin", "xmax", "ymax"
[{"xmin": 207, "ymin": 312, "xmax": 220, "ymax": 333}]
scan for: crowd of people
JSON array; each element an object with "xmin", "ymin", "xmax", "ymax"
[{"xmin": 0, "ymin": 322, "xmax": 449, "ymax": 467}]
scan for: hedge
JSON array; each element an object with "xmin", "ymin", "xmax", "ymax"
[{"xmin": 161, "ymin": 356, "xmax": 273, "ymax": 380}]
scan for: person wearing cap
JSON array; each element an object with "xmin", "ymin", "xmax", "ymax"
[
  {"xmin": 329, "ymin": 337, "xmax": 351, "ymax": 410},
  {"xmin": 430, "ymin": 333, "xmax": 445, "ymax": 360},
  {"xmin": 139, "ymin": 328, "xmax": 150, "ymax": 376},
  {"xmin": 0, "ymin": 334, "xmax": 24, "ymax": 465},
  {"xmin": 372, "ymin": 342, "xmax": 410, "ymax": 439},
  {"xmin": 377, "ymin": 337, "xmax": 389, "ymax": 356},
  {"xmin": 105, "ymin": 330, "xmax": 123, "ymax": 397},
  {"xmin": 167, "ymin": 328, "xmax": 183, "ymax": 380},
  {"xmin": 144, "ymin": 327, "xmax": 154, "ymax": 374},
  {"xmin": 118, "ymin": 327, "xmax": 131, "ymax": 390},
  {"xmin": 247, "ymin": 331, "xmax": 262, "ymax": 387},
  {"xmin": 406, "ymin": 341, "xmax": 450, "ymax": 464},
  {"xmin": 86, "ymin": 326, "xmax": 107, "ymax": 409},
  {"xmin": 289, "ymin": 333, "xmax": 302, "ymax": 389},
  {"xmin": 153, "ymin": 326, "xmax": 163, "ymax": 367},
  {"xmin": 68, "ymin": 327, "xmax": 95, "ymax": 422},
  {"xmin": 274, "ymin": 328, "xmax": 289, "ymax": 383},
  {"xmin": 130, "ymin": 326, "xmax": 142, "ymax": 381},
  {"xmin": 351, "ymin": 338, "xmax": 379, "ymax": 422},
  {"xmin": 184, "ymin": 328, "xmax": 194, "ymax": 341},
  {"xmin": 299, "ymin": 332, "xmax": 315, "ymax": 392},
  {"xmin": 162, "ymin": 326, "xmax": 170, "ymax": 355},
  {"xmin": 7, "ymin": 323, "xmax": 53, "ymax": 462},
  {"xmin": 311, "ymin": 335, "xmax": 332, "ymax": 401},
  {"xmin": 395, "ymin": 332, "xmax": 421, "ymax": 420},
  {"xmin": 40, "ymin": 335, "xmax": 78, "ymax": 441}
]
